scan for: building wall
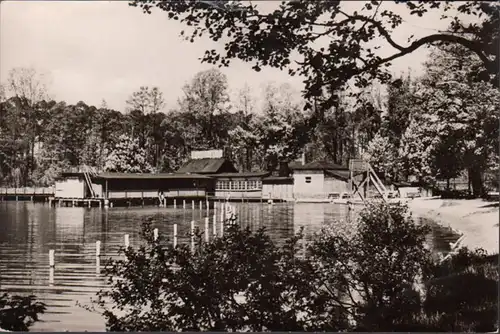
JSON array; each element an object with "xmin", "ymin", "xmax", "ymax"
[
  {"xmin": 55, "ymin": 178, "xmax": 85, "ymax": 199},
  {"xmin": 108, "ymin": 189, "xmax": 206, "ymax": 199},
  {"xmin": 292, "ymin": 170, "xmax": 325, "ymax": 199},
  {"xmin": 262, "ymin": 183, "xmax": 294, "ymax": 200},
  {"xmin": 214, "ymin": 178, "xmax": 263, "ymax": 199},
  {"xmin": 215, "ymin": 190, "xmax": 262, "ymax": 199},
  {"xmin": 324, "ymin": 176, "xmax": 349, "ymax": 196},
  {"xmin": 101, "ymin": 178, "xmax": 210, "ymax": 199}
]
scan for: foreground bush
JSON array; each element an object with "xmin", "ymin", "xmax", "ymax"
[
  {"xmin": 93, "ymin": 202, "xmax": 498, "ymax": 332},
  {"xmin": 424, "ymin": 247, "xmax": 498, "ymax": 332},
  {"xmin": 94, "ymin": 219, "xmax": 346, "ymax": 331},
  {"xmin": 0, "ymin": 293, "xmax": 46, "ymax": 331}
]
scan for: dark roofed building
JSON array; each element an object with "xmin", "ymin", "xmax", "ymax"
[{"xmin": 176, "ymin": 158, "xmax": 238, "ymax": 174}]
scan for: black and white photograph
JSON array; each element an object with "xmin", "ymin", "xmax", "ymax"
[{"xmin": 0, "ymin": 0, "xmax": 498, "ymax": 332}]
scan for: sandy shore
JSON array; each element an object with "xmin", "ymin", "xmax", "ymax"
[{"xmin": 408, "ymin": 197, "xmax": 499, "ymax": 255}]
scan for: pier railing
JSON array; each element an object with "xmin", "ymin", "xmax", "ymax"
[{"xmin": 0, "ymin": 187, "xmax": 55, "ymax": 196}]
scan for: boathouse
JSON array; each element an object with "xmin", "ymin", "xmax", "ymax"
[
  {"xmin": 290, "ymin": 160, "xmax": 350, "ymax": 201},
  {"xmin": 93, "ymin": 173, "xmax": 212, "ymax": 200},
  {"xmin": 177, "ymin": 150, "xmax": 266, "ymax": 201},
  {"xmin": 55, "ymin": 167, "xmax": 213, "ymax": 206}
]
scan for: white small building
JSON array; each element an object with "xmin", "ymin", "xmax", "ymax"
[{"xmin": 55, "ymin": 174, "xmax": 102, "ymax": 199}]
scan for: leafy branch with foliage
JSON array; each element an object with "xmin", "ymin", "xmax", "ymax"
[
  {"xmin": 130, "ymin": 0, "xmax": 499, "ymax": 111},
  {"xmin": 0, "ymin": 293, "xmax": 46, "ymax": 331}
]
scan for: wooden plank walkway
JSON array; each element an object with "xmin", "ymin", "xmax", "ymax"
[{"xmin": 0, "ymin": 187, "xmax": 55, "ymax": 196}]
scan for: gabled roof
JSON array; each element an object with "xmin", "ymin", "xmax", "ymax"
[
  {"xmin": 290, "ymin": 160, "xmax": 348, "ymax": 171},
  {"xmin": 325, "ymin": 169, "xmax": 350, "ymax": 181},
  {"xmin": 210, "ymin": 172, "xmax": 271, "ymax": 178},
  {"xmin": 176, "ymin": 158, "xmax": 237, "ymax": 174}
]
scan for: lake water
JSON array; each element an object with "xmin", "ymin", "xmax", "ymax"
[{"xmin": 0, "ymin": 201, "xmax": 459, "ymax": 332}]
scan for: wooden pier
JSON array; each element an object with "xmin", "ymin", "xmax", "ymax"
[{"xmin": 0, "ymin": 187, "xmax": 54, "ymax": 202}]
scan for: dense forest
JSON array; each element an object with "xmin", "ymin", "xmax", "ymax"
[{"xmin": 0, "ymin": 45, "xmax": 498, "ymax": 195}]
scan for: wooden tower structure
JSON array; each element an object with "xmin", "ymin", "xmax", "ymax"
[{"xmin": 348, "ymin": 159, "xmax": 388, "ymax": 202}]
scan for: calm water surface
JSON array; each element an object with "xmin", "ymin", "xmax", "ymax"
[{"xmin": 0, "ymin": 201, "xmax": 458, "ymax": 332}]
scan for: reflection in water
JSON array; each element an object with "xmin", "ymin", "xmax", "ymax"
[{"xmin": 0, "ymin": 202, "xmax": 459, "ymax": 332}]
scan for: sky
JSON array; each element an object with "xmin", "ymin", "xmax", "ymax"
[{"xmin": 0, "ymin": 1, "xmax": 453, "ymax": 112}]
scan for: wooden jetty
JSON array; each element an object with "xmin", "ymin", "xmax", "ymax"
[{"xmin": 0, "ymin": 187, "xmax": 54, "ymax": 202}]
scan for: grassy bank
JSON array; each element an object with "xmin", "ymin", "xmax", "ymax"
[{"xmin": 408, "ymin": 198, "xmax": 499, "ymax": 255}]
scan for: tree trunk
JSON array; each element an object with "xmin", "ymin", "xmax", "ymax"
[{"xmin": 468, "ymin": 167, "xmax": 484, "ymax": 198}]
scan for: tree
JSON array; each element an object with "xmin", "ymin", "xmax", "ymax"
[
  {"xmin": 382, "ymin": 73, "xmax": 417, "ymax": 147},
  {"xmin": 130, "ymin": 1, "xmax": 499, "ymax": 112},
  {"xmin": 416, "ymin": 44, "xmax": 500, "ymax": 196},
  {"xmin": 255, "ymin": 83, "xmax": 308, "ymax": 171},
  {"xmin": 1, "ymin": 67, "xmax": 51, "ymax": 184},
  {"xmin": 126, "ymin": 86, "xmax": 165, "ymax": 115},
  {"xmin": 178, "ymin": 68, "xmax": 232, "ymax": 150},
  {"xmin": 352, "ymin": 86, "xmax": 383, "ymax": 153},
  {"xmin": 363, "ymin": 133, "xmax": 398, "ymax": 181},
  {"xmin": 126, "ymin": 86, "xmax": 166, "ymax": 168},
  {"xmin": 227, "ymin": 85, "xmax": 258, "ymax": 171},
  {"xmin": 397, "ymin": 118, "xmax": 436, "ymax": 184},
  {"xmin": 104, "ymin": 134, "xmax": 153, "ymax": 173}
]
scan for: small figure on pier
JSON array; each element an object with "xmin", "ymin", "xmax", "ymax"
[{"xmin": 158, "ymin": 190, "xmax": 166, "ymax": 207}]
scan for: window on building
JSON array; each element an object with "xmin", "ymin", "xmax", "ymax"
[
  {"xmin": 256, "ymin": 181, "xmax": 262, "ymax": 189},
  {"xmin": 216, "ymin": 180, "xmax": 233, "ymax": 190},
  {"xmin": 305, "ymin": 176, "xmax": 312, "ymax": 183}
]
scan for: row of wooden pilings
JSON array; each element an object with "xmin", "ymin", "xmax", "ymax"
[
  {"xmin": 46, "ymin": 201, "xmax": 236, "ymax": 284},
  {"xmin": 47, "ymin": 197, "xmax": 243, "ymax": 209}
]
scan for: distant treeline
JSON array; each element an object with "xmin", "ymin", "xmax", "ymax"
[{"xmin": 0, "ymin": 45, "xmax": 498, "ymax": 197}]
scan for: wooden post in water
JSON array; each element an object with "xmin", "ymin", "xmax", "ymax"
[
  {"xmin": 191, "ymin": 220, "xmax": 195, "ymax": 253},
  {"xmin": 183, "ymin": 199, "xmax": 186, "ymax": 209},
  {"xmin": 192, "ymin": 200, "xmax": 195, "ymax": 210},
  {"xmin": 220, "ymin": 202, "xmax": 225, "ymax": 222},
  {"xmin": 205, "ymin": 217, "xmax": 209, "ymax": 242},
  {"xmin": 213, "ymin": 214, "xmax": 217, "ymax": 236},
  {"xmin": 49, "ymin": 267, "xmax": 54, "ymax": 285},
  {"xmin": 49, "ymin": 249, "xmax": 55, "ymax": 267},
  {"xmin": 96, "ymin": 240, "xmax": 101, "ymax": 257},
  {"xmin": 153, "ymin": 228, "xmax": 159, "ymax": 241},
  {"xmin": 124, "ymin": 234, "xmax": 130, "ymax": 248},
  {"xmin": 96, "ymin": 257, "xmax": 101, "ymax": 275},
  {"xmin": 174, "ymin": 199, "xmax": 177, "ymax": 209},
  {"xmin": 173, "ymin": 224, "xmax": 178, "ymax": 248},
  {"xmin": 199, "ymin": 200, "xmax": 203, "ymax": 210}
]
